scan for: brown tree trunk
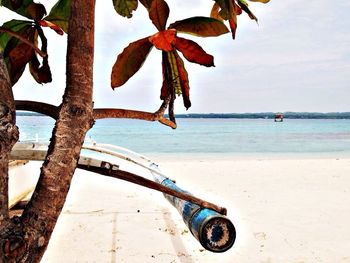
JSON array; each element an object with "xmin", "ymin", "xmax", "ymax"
[
  {"xmin": 0, "ymin": 1, "xmax": 96, "ymax": 262},
  {"xmin": 0, "ymin": 53, "xmax": 19, "ymax": 227}
]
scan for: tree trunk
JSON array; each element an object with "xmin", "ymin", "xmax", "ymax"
[
  {"xmin": 0, "ymin": 0, "xmax": 96, "ymax": 262},
  {"xmin": 0, "ymin": 53, "xmax": 19, "ymax": 228}
]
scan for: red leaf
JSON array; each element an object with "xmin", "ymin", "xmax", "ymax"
[
  {"xmin": 174, "ymin": 37, "xmax": 214, "ymax": 67},
  {"xmin": 234, "ymin": 2, "xmax": 243, "ymax": 15},
  {"xmin": 229, "ymin": 18, "xmax": 237, "ymax": 39},
  {"xmin": 38, "ymin": 20, "xmax": 64, "ymax": 35},
  {"xmin": 8, "ymin": 41, "xmax": 34, "ymax": 84},
  {"xmin": 149, "ymin": 29, "xmax": 176, "ymax": 51},
  {"xmin": 139, "ymin": 0, "xmax": 154, "ymax": 10},
  {"xmin": 210, "ymin": 3, "xmax": 223, "ymax": 21},
  {"xmin": 173, "ymin": 51, "xmax": 191, "ymax": 109},
  {"xmin": 5, "ymin": 26, "xmax": 36, "ymax": 85},
  {"xmin": 111, "ymin": 37, "xmax": 153, "ymax": 88},
  {"xmin": 149, "ymin": 0, "xmax": 169, "ymax": 31},
  {"xmin": 160, "ymin": 52, "xmax": 170, "ymax": 100}
]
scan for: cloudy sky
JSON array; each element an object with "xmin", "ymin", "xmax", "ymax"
[{"xmin": 1, "ymin": 0, "xmax": 349, "ymax": 113}]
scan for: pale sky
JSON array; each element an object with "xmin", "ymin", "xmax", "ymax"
[{"xmin": 1, "ymin": 0, "xmax": 349, "ymax": 113}]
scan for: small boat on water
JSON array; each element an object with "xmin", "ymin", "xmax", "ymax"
[
  {"xmin": 9, "ymin": 142, "xmax": 236, "ymax": 253},
  {"xmin": 274, "ymin": 112, "xmax": 284, "ymax": 122}
]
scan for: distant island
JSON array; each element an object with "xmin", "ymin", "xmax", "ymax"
[
  {"xmin": 169, "ymin": 112, "xmax": 350, "ymax": 119},
  {"xmin": 16, "ymin": 111, "xmax": 350, "ymax": 119},
  {"xmin": 17, "ymin": 112, "xmax": 45, "ymax": 116}
]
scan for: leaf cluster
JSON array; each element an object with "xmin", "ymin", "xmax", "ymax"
[
  {"xmin": 0, "ymin": 0, "xmax": 68, "ymax": 85},
  {"xmin": 0, "ymin": 0, "xmax": 269, "ymax": 126},
  {"xmin": 112, "ymin": 0, "xmax": 269, "ymax": 122},
  {"xmin": 211, "ymin": 0, "xmax": 269, "ymax": 39}
]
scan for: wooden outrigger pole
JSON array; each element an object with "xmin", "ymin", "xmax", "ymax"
[{"xmin": 10, "ymin": 142, "xmax": 236, "ymax": 253}]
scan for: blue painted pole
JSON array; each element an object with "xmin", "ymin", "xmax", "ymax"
[{"xmin": 151, "ymin": 165, "xmax": 236, "ymax": 253}]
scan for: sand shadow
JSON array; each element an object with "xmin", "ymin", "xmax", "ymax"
[
  {"xmin": 110, "ymin": 212, "xmax": 117, "ymax": 263},
  {"xmin": 162, "ymin": 208, "xmax": 194, "ymax": 263}
]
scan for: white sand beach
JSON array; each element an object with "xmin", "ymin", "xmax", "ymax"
[{"xmin": 36, "ymin": 156, "xmax": 350, "ymax": 263}]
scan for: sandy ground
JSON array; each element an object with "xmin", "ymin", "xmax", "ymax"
[{"xmin": 36, "ymin": 156, "xmax": 350, "ymax": 263}]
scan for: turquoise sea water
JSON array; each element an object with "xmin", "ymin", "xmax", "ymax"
[{"xmin": 16, "ymin": 116, "xmax": 350, "ymax": 156}]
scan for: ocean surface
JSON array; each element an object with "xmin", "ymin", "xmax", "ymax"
[{"xmin": 16, "ymin": 116, "xmax": 350, "ymax": 157}]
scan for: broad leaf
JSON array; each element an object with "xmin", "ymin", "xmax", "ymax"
[
  {"xmin": 169, "ymin": 17, "xmax": 229, "ymax": 37},
  {"xmin": 45, "ymin": 0, "xmax": 70, "ymax": 33},
  {"xmin": 174, "ymin": 37, "xmax": 214, "ymax": 67},
  {"xmin": 149, "ymin": 29, "xmax": 176, "ymax": 51},
  {"xmin": 111, "ymin": 37, "xmax": 153, "ymax": 88},
  {"xmin": 113, "ymin": 0, "xmax": 138, "ymax": 18},
  {"xmin": 173, "ymin": 51, "xmax": 191, "ymax": 109},
  {"xmin": 149, "ymin": 0, "xmax": 169, "ymax": 31},
  {"xmin": 1, "ymin": 0, "xmax": 46, "ymax": 20}
]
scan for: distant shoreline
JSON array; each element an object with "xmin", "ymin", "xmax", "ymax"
[{"xmin": 16, "ymin": 111, "xmax": 350, "ymax": 119}]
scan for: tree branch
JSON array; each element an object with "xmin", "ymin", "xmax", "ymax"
[
  {"xmin": 94, "ymin": 96, "xmax": 177, "ymax": 129},
  {"xmin": 77, "ymin": 164, "xmax": 227, "ymax": 215},
  {"xmin": 0, "ymin": 27, "xmax": 46, "ymax": 58},
  {"xmin": 15, "ymin": 100, "xmax": 59, "ymax": 119},
  {"xmin": 15, "ymin": 99, "xmax": 177, "ymax": 129}
]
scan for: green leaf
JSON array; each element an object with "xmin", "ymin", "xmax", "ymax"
[
  {"xmin": 111, "ymin": 37, "xmax": 153, "ymax": 88},
  {"xmin": 149, "ymin": 0, "xmax": 169, "ymax": 31},
  {"xmin": 45, "ymin": 0, "xmax": 70, "ymax": 33},
  {"xmin": 0, "ymin": 19, "xmax": 31, "ymax": 52},
  {"xmin": 113, "ymin": 0, "xmax": 138, "ymax": 18},
  {"xmin": 166, "ymin": 51, "xmax": 181, "ymax": 96},
  {"xmin": 1, "ymin": 0, "xmax": 46, "ymax": 20},
  {"xmin": 169, "ymin": 17, "xmax": 229, "ymax": 37}
]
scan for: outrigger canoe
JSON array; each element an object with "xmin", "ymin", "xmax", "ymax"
[{"xmin": 9, "ymin": 142, "xmax": 236, "ymax": 253}]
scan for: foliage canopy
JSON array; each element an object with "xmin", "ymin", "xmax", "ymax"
[{"xmin": 0, "ymin": 0, "xmax": 269, "ymax": 123}]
